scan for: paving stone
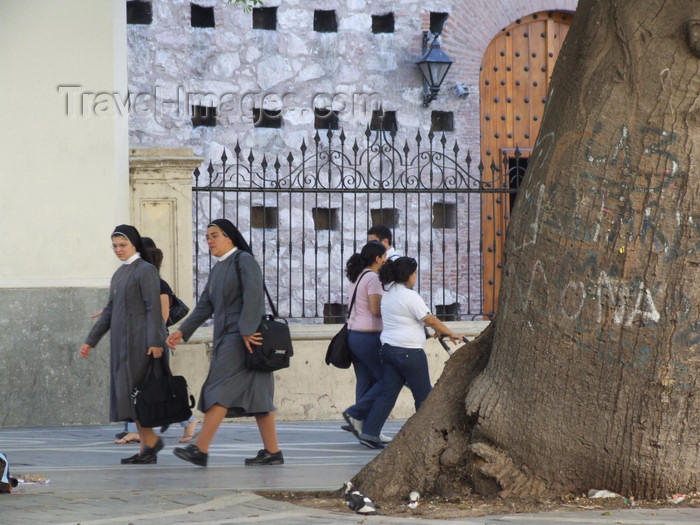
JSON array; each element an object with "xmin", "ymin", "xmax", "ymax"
[{"xmin": 1, "ymin": 422, "xmax": 700, "ymax": 524}]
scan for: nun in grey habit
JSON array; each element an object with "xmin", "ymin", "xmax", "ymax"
[
  {"xmin": 167, "ymin": 219, "xmax": 283, "ymax": 467},
  {"xmin": 79, "ymin": 224, "xmax": 168, "ymax": 465}
]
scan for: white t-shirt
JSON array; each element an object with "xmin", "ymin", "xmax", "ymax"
[
  {"xmin": 380, "ymin": 283, "xmax": 432, "ymax": 348},
  {"xmin": 386, "ymin": 247, "xmax": 401, "ymax": 260}
]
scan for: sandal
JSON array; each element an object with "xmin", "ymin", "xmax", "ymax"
[
  {"xmin": 114, "ymin": 432, "xmax": 140, "ymax": 444},
  {"xmin": 179, "ymin": 420, "xmax": 198, "ymax": 443}
]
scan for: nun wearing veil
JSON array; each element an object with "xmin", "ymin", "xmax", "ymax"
[
  {"xmin": 79, "ymin": 225, "xmax": 168, "ymax": 465},
  {"xmin": 167, "ymin": 219, "xmax": 283, "ymax": 467}
]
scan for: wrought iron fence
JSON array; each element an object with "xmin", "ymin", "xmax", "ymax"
[{"xmin": 192, "ymin": 128, "xmax": 521, "ymax": 323}]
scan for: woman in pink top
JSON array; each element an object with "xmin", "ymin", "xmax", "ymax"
[{"xmin": 341, "ymin": 241, "xmax": 387, "ymax": 440}]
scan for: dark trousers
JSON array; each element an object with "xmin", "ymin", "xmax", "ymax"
[
  {"xmin": 360, "ymin": 343, "xmax": 432, "ymax": 441},
  {"xmin": 344, "ymin": 330, "xmax": 382, "ymax": 420}
]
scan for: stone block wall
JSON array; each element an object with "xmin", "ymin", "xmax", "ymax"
[
  {"xmin": 127, "ymin": 0, "xmax": 577, "ymax": 163},
  {"xmin": 127, "ymin": 0, "xmax": 579, "ymax": 320},
  {"xmin": 169, "ymin": 321, "xmax": 489, "ymax": 422}
]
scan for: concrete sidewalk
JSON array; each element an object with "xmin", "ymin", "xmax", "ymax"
[{"xmin": 1, "ymin": 421, "xmax": 699, "ymax": 524}]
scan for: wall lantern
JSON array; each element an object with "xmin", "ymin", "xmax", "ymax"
[{"xmin": 417, "ymin": 31, "xmax": 453, "ymax": 106}]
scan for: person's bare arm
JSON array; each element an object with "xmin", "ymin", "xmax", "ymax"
[
  {"xmin": 368, "ymin": 294, "xmax": 382, "ymax": 317},
  {"xmin": 423, "ymin": 315, "xmax": 463, "ymax": 345},
  {"xmin": 160, "ymin": 294, "xmax": 169, "ymax": 322}
]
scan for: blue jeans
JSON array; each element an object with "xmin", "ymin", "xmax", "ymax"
[
  {"xmin": 344, "ymin": 331, "xmax": 382, "ymax": 420},
  {"xmin": 360, "ymin": 344, "xmax": 432, "ymax": 441}
]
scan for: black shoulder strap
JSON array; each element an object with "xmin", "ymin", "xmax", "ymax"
[
  {"xmin": 233, "ymin": 250, "xmax": 278, "ymax": 318},
  {"xmin": 347, "ymin": 270, "xmax": 371, "ymax": 318}
]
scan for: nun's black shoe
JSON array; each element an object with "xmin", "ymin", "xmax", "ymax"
[
  {"xmin": 120, "ymin": 452, "xmax": 157, "ymax": 464},
  {"xmin": 173, "ymin": 444, "xmax": 208, "ymax": 467},
  {"xmin": 121, "ymin": 438, "xmax": 163, "ymax": 464},
  {"xmin": 143, "ymin": 438, "xmax": 164, "ymax": 455},
  {"xmin": 245, "ymin": 448, "xmax": 284, "ymax": 466}
]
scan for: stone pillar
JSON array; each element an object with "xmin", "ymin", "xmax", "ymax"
[{"xmin": 129, "ymin": 148, "xmax": 203, "ymax": 305}]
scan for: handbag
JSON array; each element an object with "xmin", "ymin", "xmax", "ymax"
[
  {"xmin": 131, "ymin": 357, "xmax": 195, "ymax": 428},
  {"xmin": 167, "ymin": 293, "xmax": 190, "ymax": 327},
  {"xmin": 325, "ymin": 270, "xmax": 370, "ymax": 368},
  {"xmin": 234, "ymin": 252, "xmax": 294, "ymax": 372},
  {"xmin": 326, "ymin": 324, "xmax": 351, "ymax": 368}
]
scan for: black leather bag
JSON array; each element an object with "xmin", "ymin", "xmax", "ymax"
[
  {"xmin": 325, "ymin": 271, "xmax": 370, "ymax": 369},
  {"xmin": 246, "ymin": 313, "xmax": 294, "ymax": 372},
  {"xmin": 325, "ymin": 323, "xmax": 351, "ymax": 368},
  {"xmin": 167, "ymin": 294, "xmax": 190, "ymax": 327},
  {"xmin": 234, "ymin": 253, "xmax": 294, "ymax": 372},
  {"xmin": 132, "ymin": 358, "xmax": 195, "ymax": 428}
]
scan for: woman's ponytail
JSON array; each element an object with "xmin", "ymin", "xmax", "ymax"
[
  {"xmin": 346, "ymin": 253, "xmax": 364, "ymax": 282},
  {"xmin": 141, "ymin": 237, "xmax": 163, "ymax": 272},
  {"xmin": 378, "ymin": 259, "xmax": 396, "ymax": 286},
  {"xmin": 345, "ymin": 241, "xmax": 386, "ymax": 282},
  {"xmin": 379, "ymin": 256, "xmax": 417, "ymax": 286}
]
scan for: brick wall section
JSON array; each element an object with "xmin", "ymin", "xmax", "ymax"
[{"xmin": 439, "ymin": 0, "xmax": 578, "ymax": 173}]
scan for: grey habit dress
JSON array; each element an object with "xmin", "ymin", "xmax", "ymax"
[
  {"xmin": 178, "ymin": 249, "xmax": 274, "ymax": 417},
  {"xmin": 85, "ymin": 258, "xmax": 168, "ymax": 422}
]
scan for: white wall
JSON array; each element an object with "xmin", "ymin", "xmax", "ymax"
[
  {"xmin": 0, "ymin": 1, "xmax": 130, "ymax": 428},
  {"xmin": 0, "ymin": 0, "xmax": 129, "ymax": 287}
]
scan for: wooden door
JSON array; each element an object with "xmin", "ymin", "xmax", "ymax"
[{"xmin": 480, "ymin": 11, "xmax": 572, "ymax": 317}]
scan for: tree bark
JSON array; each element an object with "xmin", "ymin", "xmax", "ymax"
[{"xmin": 354, "ymin": 0, "xmax": 700, "ymax": 501}]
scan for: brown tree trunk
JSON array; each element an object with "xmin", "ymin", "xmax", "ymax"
[{"xmin": 355, "ymin": 0, "xmax": 700, "ymax": 501}]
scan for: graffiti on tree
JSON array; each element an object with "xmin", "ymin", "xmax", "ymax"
[
  {"xmin": 513, "ymin": 123, "xmax": 699, "ymax": 262},
  {"xmin": 500, "ymin": 123, "xmax": 700, "ymax": 389}
]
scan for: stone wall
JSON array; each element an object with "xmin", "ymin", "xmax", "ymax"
[
  {"xmin": 170, "ymin": 321, "xmax": 489, "ymax": 423},
  {"xmin": 127, "ymin": 0, "xmax": 577, "ymax": 162},
  {"xmin": 127, "ymin": 0, "xmax": 579, "ymax": 320}
]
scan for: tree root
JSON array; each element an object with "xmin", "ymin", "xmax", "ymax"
[{"xmin": 469, "ymin": 441, "xmax": 551, "ymax": 500}]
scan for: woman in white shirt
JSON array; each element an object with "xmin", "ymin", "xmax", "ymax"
[{"xmin": 358, "ymin": 257, "xmax": 463, "ymax": 449}]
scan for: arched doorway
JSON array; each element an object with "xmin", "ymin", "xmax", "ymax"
[{"xmin": 480, "ymin": 11, "xmax": 573, "ymax": 317}]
